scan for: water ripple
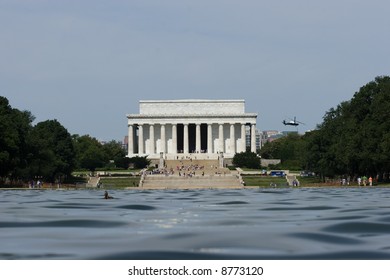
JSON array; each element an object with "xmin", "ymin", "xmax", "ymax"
[
  {"xmin": 289, "ymin": 232, "xmax": 363, "ymax": 244},
  {"xmin": 319, "ymin": 215, "xmax": 368, "ymax": 221},
  {"xmin": 0, "ymin": 253, "xmax": 73, "ymax": 260},
  {"xmin": 263, "ymin": 206, "xmax": 338, "ymax": 211},
  {"xmin": 217, "ymin": 201, "xmax": 249, "ymax": 205},
  {"xmin": 0, "ymin": 220, "xmax": 127, "ymax": 228},
  {"xmin": 1, "ymin": 188, "xmax": 390, "ymax": 260},
  {"xmin": 96, "ymin": 250, "xmax": 390, "ymax": 260},
  {"xmin": 44, "ymin": 203, "xmax": 99, "ymax": 209},
  {"xmin": 116, "ymin": 205, "xmax": 157, "ymax": 210},
  {"xmin": 323, "ymin": 222, "xmax": 390, "ymax": 233}
]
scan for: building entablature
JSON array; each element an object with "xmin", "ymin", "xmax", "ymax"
[
  {"xmin": 139, "ymin": 99, "xmax": 246, "ymax": 116},
  {"xmin": 127, "ymin": 114, "xmax": 257, "ymax": 126}
]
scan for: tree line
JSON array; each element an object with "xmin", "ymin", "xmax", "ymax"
[
  {"xmin": 2, "ymin": 76, "xmax": 389, "ymax": 184},
  {"xmin": 259, "ymin": 76, "xmax": 390, "ymax": 182},
  {"xmin": 0, "ymin": 96, "xmax": 148, "ymax": 185}
]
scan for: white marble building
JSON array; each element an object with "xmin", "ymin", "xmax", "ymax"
[{"xmin": 126, "ymin": 100, "xmax": 257, "ymax": 159}]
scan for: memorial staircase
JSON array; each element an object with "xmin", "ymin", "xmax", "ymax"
[
  {"xmin": 140, "ymin": 159, "xmax": 242, "ymax": 189},
  {"xmin": 87, "ymin": 176, "xmax": 100, "ymax": 188}
]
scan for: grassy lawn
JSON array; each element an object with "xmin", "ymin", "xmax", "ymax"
[
  {"xmin": 240, "ymin": 168, "xmax": 264, "ymax": 171},
  {"xmin": 242, "ymin": 175, "xmax": 288, "ymax": 187},
  {"xmin": 298, "ymin": 176, "xmax": 323, "ymax": 186},
  {"xmin": 99, "ymin": 177, "xmax": 140, "ymax": 188},
  {"xmin": 241, "ymin": 175, "xmax": 328, "ymax": 187}
]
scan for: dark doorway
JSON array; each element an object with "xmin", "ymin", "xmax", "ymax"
[
  {"xmin": 189, "ymin": 124, "xmax": 196, "ymax": 153},
  {"xmin": 201, "ymin": 124, "xmax": 207, "ymax": 152},
  {"xmin": 177, "ymin": 124, "xmax": 183, "ymax": 153}
]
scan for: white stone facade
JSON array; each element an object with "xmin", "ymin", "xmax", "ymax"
[{"xmin": 127, "ymin": 100, "xmax": 257, "ymax": 159}]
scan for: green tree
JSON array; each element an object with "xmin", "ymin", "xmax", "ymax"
[
  {"xmin": 102, "ymin": 140, "xmax": 126, "ymax": 168},
  {"xmin": 0, "ymin": 96, "xmax": 34, "ymax": 180},
  {"xmin": 114, "ymin": 156, "xmax": 132, "ymax": 169},
  {"xmin": 304, "ymin": 76, "xmax": 390, "ymax": 181},
  {"xmin": 73, "ymin": 135, "xmax": 107, "ymax": 172},
  {"xmin": 232, "ymin": 151, "xmax": 261, "ymax": 169},
  {"xmin": 27, "ymin": 120, "xmax": 75, "ymax": 182},
  {"xmin": 128, "ymin": 156, "xmax": 150, "ymax": 169},
  {"xmin": 260, "ymin": 133, "xmax": 305, "ymax": 170}
]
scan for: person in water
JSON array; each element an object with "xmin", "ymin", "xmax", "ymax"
[{"xmin": 104, "ymin": 191, "xmax": 113, "ymax": 199}]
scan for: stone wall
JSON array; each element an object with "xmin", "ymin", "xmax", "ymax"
[{"xmin": 260, "ymin": 159, "xmax": 281, "ymax": 167}]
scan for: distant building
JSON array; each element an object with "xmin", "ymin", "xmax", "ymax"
[
  {"xmin": 246, "ymin": 127, "xmax": 263, "ymax": 151},
  {"xmin": 261, "ymin": 130, "xmax": 301, "ymax": 143},
  {"xmin": 256, "ymin": 129, "xmax": 262, "ymax": 151},
  {"xmin": 123, "ymin": 136, "xmax": 129, "ymax": 151},
  {"xmin": 262, "ymin": 130, "xmax": 284, "ymax": 143},
  {"xmin": 263, "ymin": 130, "xmax": 280, "ymax": 137}
]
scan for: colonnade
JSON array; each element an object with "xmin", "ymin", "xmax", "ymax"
[{"xmin": 127, "ymin": 122, "xmax": 257, "ymax": 158}]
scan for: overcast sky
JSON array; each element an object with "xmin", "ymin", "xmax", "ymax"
[{"xmin": 2, "ymin": 0, "xmax": 389, "ymax": 141}]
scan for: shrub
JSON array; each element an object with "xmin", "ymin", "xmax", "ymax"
[{"xmin": 232, "ymin": 151, "xmax": 261, "ymax": 169}]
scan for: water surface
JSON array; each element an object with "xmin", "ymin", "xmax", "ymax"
[{"xmin": 1, "ymin": 187, "xmax": 390, "ymax": 259}]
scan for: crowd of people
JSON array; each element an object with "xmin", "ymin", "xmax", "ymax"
[
  {"xmin": 176, "ymin": 163, "xmax": 205, "ymax": 178},
  {"xmin": 29, "ymin": 180, "xmax": 43, "ymax": 188},
  {"xmin": 340, "ymin": 176, "xmax": 374, "ymax": 186},
  {"xmin": 356, "ymin": 176, "xmax": 373, "ymax": 186}
]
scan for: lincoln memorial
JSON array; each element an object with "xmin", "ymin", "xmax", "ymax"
[{"xmin": 126, "ymin": 100, "xmax": 258, "ymax": 160}]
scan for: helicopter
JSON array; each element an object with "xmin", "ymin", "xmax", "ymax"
[{"xmin": 282, "ymin": 116, "xmax": 305, "ymax": 126}]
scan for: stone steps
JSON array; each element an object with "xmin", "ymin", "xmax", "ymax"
[
  {"xmin": 286, "ymin": 174, "xmax": 299, "ymax": 186},
  {"xmin": 86, "ymin": 176, "xmax": 100, "ymax": 188},
  {"xmin": 164, "ymin": 159, "xmax": 229, "ymax": 175}
]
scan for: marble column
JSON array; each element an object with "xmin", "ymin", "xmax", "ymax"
[
  {"xmin": 150, "ymin": 124, "xmax": 155, "ymax": 154},
  {"xmin": 160, "ymin": 124, "xmax": 166, "ymax": 154},
  {"xmin": 207, "ymin": 123, "xmax": 213, "ymax": 154},
  {"xmin": 241, "ymin": 123, "xmax": 246, "ymax": 152},
  {"xmin": 138, "ymin": 124, "xmax": 144, "ymax": 155},
  {"xmin": 128, "ymin": 124, "xmax": 134, "ymax": 156},
  {"xmin": 172, "ymin": 124, "xmax": 177, "ymax": 154},
  {"xmin": 219, "ymin": 124, "xmax": 224, "ymax": 153},
  {"xmin": 230, "ymin": 123, "xmax": 235, "ymax": 155},
  {"xmin": 196, "ymin": 123, "xmax": 201, "ymax": 153},
  {"xmin": 251, "ymin": 123, "xmax": 256, "ymax": 153},
  {"xmin": 183, "ymin": 123, "xmax": 189, "ymax": 153}
]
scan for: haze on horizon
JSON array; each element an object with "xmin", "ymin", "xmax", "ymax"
[{"xmin": 1, "ymin": 0, "xmax": 389, "ymax": 141}]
